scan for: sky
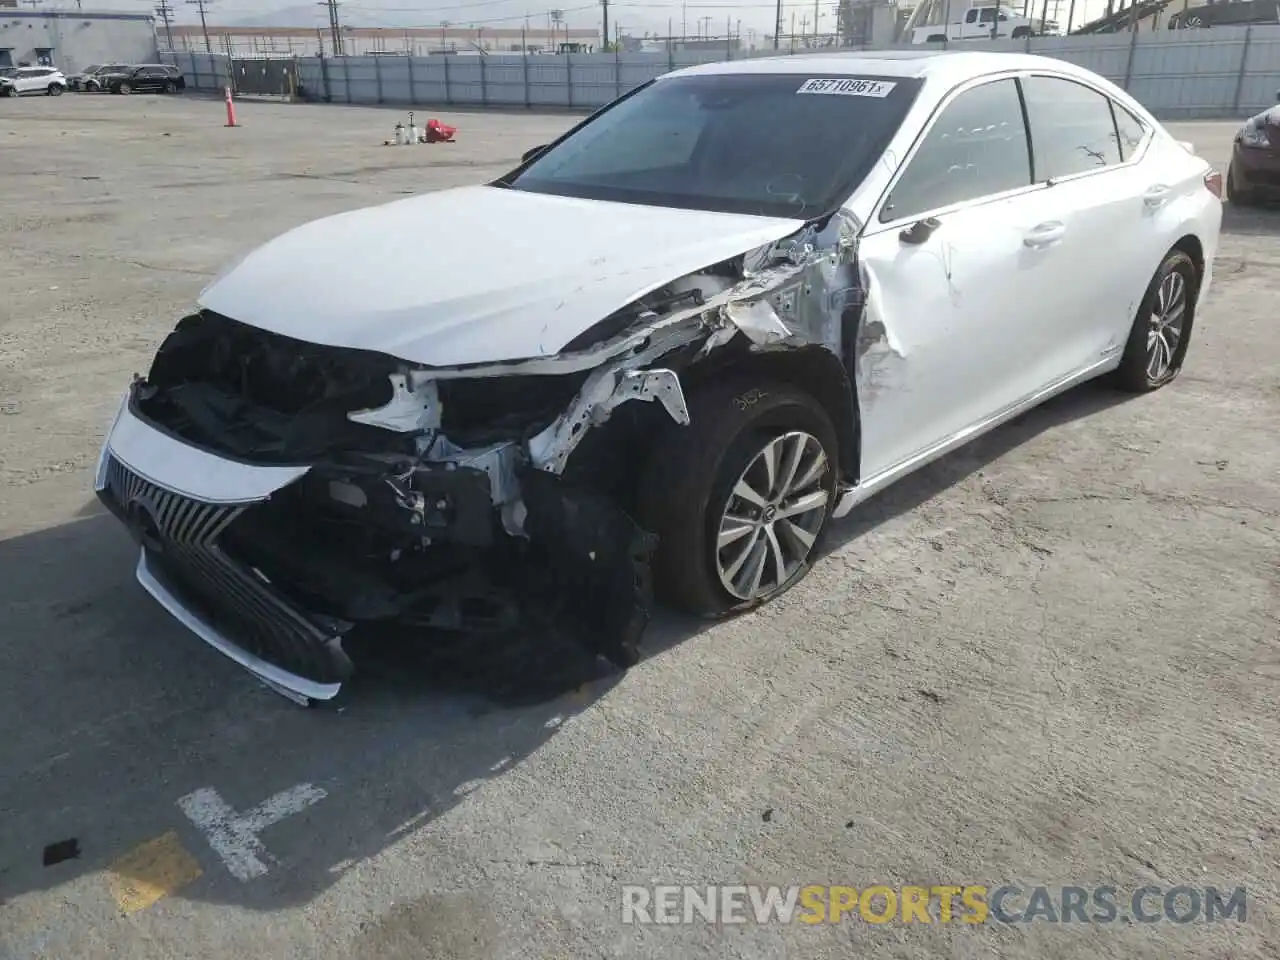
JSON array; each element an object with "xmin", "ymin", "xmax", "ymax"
[
  {"xmin": 66, "ymin": 0, "xmax": 818, "ymax": 38},
  {"xmin": 63, "ymin": 0, "xmax": 1109, "ymax": 41}
]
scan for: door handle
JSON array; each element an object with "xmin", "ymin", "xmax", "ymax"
[
  {"xmin": 1023, "ymin": 221, "xmax": 1066, "ymax": 247},
  {"xmin": 1144, "ymin": 185, "xmax": 1172, "ymax": 208}
]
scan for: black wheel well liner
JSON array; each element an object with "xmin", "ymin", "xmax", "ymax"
[
  {"xmin": 678, "ymin": 344, "xmax": 861, "ymax": 484},
  {"xmin": 1171, "ymin": 233, "xmax": 1205, "ymax": 291}
]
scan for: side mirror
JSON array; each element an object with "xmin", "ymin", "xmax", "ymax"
[
  {"xmin": 521, "ymin": 144, "xmax": 548, "ymax": 163},
  {"xmin": 899, "ymin": 217, "xmax": 941, "ymax": 246}
]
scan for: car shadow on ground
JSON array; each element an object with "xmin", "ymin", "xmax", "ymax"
[
  {"xmin": 1220, "ymin": 199, "xmax": 1280, "ymax": 237},
  {"xmin": 0, "ymin": 378, "xmax": 1134, "ymax": 920}
]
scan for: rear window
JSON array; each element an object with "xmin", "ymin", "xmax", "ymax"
[{"xmin": 504, "ymin": 73, "xmax": 922, "ymax": 219}]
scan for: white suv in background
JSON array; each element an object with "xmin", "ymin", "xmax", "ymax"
[{"xmin": 0, "ymin": 66, "xmax": 68, "ymax": 97}]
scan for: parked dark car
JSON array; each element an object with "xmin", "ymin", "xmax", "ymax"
[
  {"xmin": 1227, "ymin": 95, "xmax": 1280, "ymax": 205},
  {"xmin": 108, "ymin": 64, "xmax": 186, "ymax": 95},
  {"xmin": 67, "ymin": 63, "xmax": 131, "ymax": 92}
]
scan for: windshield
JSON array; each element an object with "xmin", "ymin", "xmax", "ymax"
[
  {"xmin": 85, "ymin": 64, "xmax": 102, "ymax": 73},
  {"xmin": 503, "ymin": 72, "xmax": 921, "ymax": 219}
]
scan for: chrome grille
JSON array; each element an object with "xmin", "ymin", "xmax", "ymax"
[
  {"xmin": 102, "ymin": 454, "xmax": 243, "ymax": 546},
  {"xmin": 100, "ymin": 454, "xmax": 350, "ymax": 685}
]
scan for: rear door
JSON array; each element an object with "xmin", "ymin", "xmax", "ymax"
[{"xmin": 1017, "ymin": 74, "xmax": 1158, "ymax": 371}]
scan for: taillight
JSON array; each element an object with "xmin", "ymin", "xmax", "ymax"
[{"xmin": 1204, "ymin": 169, "xmax": 1223, "ymax": 200}]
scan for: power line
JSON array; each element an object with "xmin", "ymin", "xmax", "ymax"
[{"xmin": 185, "ymin": 0, "xmax": 213, "ymax": 54}]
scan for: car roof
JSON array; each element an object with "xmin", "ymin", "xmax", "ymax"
[{"xmin": 666, "ymin": 50, "xmax": 1096, "ymax": 86}]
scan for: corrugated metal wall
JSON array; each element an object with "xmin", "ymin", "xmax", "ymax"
[{"xmin": 168, "ymin": 25, "xmax": 1280, "ymax": 120}]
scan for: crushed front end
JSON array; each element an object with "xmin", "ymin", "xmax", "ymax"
[
  {"xmin": 96, "ymin": 214, "xmax": 871, "ymax": 704},
  {"xmin": 94, "ymin": 311, "xmax": 680, "ymax": 704}
]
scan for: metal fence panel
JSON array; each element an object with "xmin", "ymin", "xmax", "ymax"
[{"xmin": 166, "ymin": 28, "xmax": 1280, "ymax": 120}]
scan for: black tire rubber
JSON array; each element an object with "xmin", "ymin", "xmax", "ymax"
[
  {"xmin": 47, "ymin": 84, "xmax": 62, "ymax": 96},
  {"xmin": 118, "ymin": 83, "xmax": 131, "ymax": 95},
  {"xmin": 1226, "ymin": 166, "xmax": 1255, "ymax": 206},
  {"xmin": 636, "ymin": 379, "xmax": 840, "ymax": 617},
  {"xmin": 164, "ymin": 81, "xmax": 177, "ymax": 94},
  {"xmin": 1113, "ymin": 249, "xmax": 1198, "ymax": 393},
  {"xmin": 927, "ymin": 33, "xmax": 947, "ymax": 42},
  {"xmin": 1012, "ymin": 26, "xmax": 1031, "ymax": 37}
]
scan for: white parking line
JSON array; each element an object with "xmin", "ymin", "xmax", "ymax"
[{"xmin": 177, "ymin": 783, "xmax": 327, "ymax": 881}]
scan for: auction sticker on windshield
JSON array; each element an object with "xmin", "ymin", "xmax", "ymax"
[{"xmin": 797, "ymin": 78, "xmax": 896, "ymax": 98}]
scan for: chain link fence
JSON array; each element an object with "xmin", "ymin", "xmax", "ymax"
[{"xmin": 165, "ymin": 24, "xmax": 1280, "ymax": 120}]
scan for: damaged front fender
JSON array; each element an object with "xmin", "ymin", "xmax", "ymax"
[{"xmin": 529, "ymin": 367, "xmax": 690, "ymax": 474}]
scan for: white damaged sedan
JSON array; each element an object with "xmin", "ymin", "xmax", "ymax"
[{"xmin": 96, "ymin": 50, "xmax": 1222, "ymax": 704}]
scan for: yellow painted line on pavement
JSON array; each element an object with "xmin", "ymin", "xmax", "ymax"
[{"xmin": 106, "ymin": 830, "xmax": 203, "ymax": 914}]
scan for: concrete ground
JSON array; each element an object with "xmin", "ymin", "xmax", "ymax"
[{"xmin": 0, "ymin": 95, "xmax": 1277, "ymax": 959}]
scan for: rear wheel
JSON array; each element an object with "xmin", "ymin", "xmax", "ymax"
[
  {"xmin": 1012, "ymin": 26, "xmax": 1031, "ymax": 38},
  {"xmin": 637, "ymin": 380, "xmax": 839, "ymax": 616},
  {"xmin": 47, "ymin": 83, "xmax": 63, "ymax": 96},
  {"xmin": 164, "ymin": 80, "xmax": 177, "ymax": 94},
  {"xmin": 118, "ymin": 82, "xmax": 132, "ymax": 95},
  {"xmin": 1114, "ymin": 250, "xmax": 1197, "ymax": 393}
]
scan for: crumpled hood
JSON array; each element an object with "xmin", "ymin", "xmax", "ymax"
[{"xmin": 197, "ymin": 184, "xmax": 805, "ymax": 367}]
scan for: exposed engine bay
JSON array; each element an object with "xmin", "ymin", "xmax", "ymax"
[{"xmin": 102, "ymin": 213, "xmax": 888, "ymax": 703}]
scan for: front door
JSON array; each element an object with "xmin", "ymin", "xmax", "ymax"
[{"xmin": 855, "ymin": 76, "xmax": 1062, "ymax": 480}]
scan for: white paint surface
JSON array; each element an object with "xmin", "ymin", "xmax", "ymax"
[
  {"xmin": 178, "ymin": 783, "xmax": 328, "ymax": 881},
  {"xmin": 197, "ymin": 184, "xmax": 803, "ymax": 368}
]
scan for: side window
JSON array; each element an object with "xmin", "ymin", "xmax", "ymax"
[
  {"xmin": 1112, "ymin": 101, "xmax": 1150, "ymax": 160},
  {"xmin": 1021, "ymin": 75, "xmax": 1122, "ymax": 180},
  {"xmin": 880, "ymin": 78, "xmax": 1031, "ymax": 223},
  {"xmin": 965, "ymin": 9, "xmax": 978, "ymax": 22},
  {"xmin": 979, "ymin": 9, "xmax": 997, "ymax": 22}
]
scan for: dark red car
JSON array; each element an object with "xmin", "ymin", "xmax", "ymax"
[{"xmin": 1227, "ymin": 99, "xmax": 1280, "ymax": 206}]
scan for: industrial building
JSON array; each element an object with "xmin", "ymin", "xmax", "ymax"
[{"xmin": 0, "ymin": 9, "xmax": 157, "ymax": 72}]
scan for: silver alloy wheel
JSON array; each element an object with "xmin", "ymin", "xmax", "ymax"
[
  {"xmin": 715, "ymin": 430, "xmax": 831, "ymax": 601},
  {"xmin": 1147, "ymin": 269, "xmax": 1187, "ymax": 381}
]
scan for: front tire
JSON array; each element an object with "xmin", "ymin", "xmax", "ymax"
[
  {"xmin": 118, "ymin": 82, "xmax": 132, "ymax": 95},
  {"xmin": 1114, "ymin": 249, "xmax": 1197, "ymax": 393},
  {"xmin": 637, "ymin": 380, "xmax": 839, "ymax": 616},
  {"xmin": 164, "ymin": 80, "xmax": 177, "ymax": 94},
  {"xmin": 1226, "ymin": 165, "xmax": 1256, "ymax": 206},
  {"xmin": 47, "ymin": 83, "xmax": 63, "ymax": 96}
]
